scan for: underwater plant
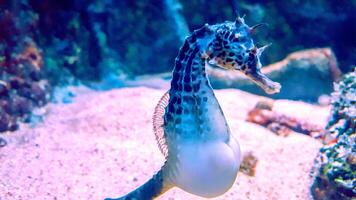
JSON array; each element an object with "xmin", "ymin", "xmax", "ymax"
[
  {"xmin": 105, "ymin": 16, "xmax": 280, "ymax": 200},
  {"xmin": 311, "ymin": 68, "xmax": 356, "ymax": 200}
]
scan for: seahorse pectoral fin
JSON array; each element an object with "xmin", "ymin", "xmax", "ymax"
[
  {"xmin": 105, "ymin": 166, "xmax": 173, "ymax": 200},
  {"xmin": 152, "ymin": 91, "xmax": 170, "ymax": 158}
]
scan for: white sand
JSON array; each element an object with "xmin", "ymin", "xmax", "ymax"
[{"xmin": 0, "ymin": 87, "xmax": 329, "ymax": 200}]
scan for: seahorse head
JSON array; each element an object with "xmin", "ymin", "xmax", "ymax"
[{"xmin": 205, "ymin": 17, "xmax": 281, "ymax": 94}]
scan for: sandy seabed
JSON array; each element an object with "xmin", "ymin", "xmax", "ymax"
[{"xmin": 0, "ymin": 87, "xmax": 330, "ymax": 200}]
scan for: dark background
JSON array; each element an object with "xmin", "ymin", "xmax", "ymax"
[{"xmin": 0, "ymin": 0, "xmax": 355, "ymax": 84}]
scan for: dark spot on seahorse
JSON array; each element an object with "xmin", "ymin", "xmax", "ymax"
[
  {"xmin": 191, "ymin": 74, "xmax": 197, "ymax": 81},
  {"xmin": 194, "ymin": 27, "xmax": 206, "ymax": 38},
  {"xmin": 186, "ymin": 47, "xmax": 199, "ymax": 73},
  {"xmin": 237, "ymin": 55, "xmax": 243, "ymax": 60},
  {"xmin": 177, "ymin": 50, "xmax": 185, "ymax": 60},
  {"xmin": 223, "ymin": 41, "xmax": 228, "ymax": 46},
  {"xmin": 241, "ymin": 65, "xmax": 246, "ymax": 70},
  {"xmin": 186, "ymin": 66, "xmax": 192, "ymax": 75},
  {"xmin": 168, "ymin": 103, "xmax": 175, "ymax": 113},
  {"xmin": 203, "ymin": 97, "xmax": 208, "ymax": 102},
  {"xmin": 229, "ymin": 52, "xmax": 235, "ymax": 57},
  {"xmin": 228, "ymin": 33, "xmax": 234, "ymax": 41},
  {"xmin": 196, "ymin": 97, "xmax": 201, "ymax": 105},
  {"xmin": 175, "ymin": 117, "xmax": 182, "ymax": 124},
  {"xmin": 177, "ymin": 98, "xmax": 182, "ymax": 104},
  {"xmin": 171, "ymin": 96, "xmax": 177, "ymax": 104},
  {"xmin": 198, "ymin": 109, "xmax": 203, "ymax": 115},
  {"xmin": 165, "ymin": 113, "xmax": 173, "ymax": 121},
  {"xmin": 248, "ymin": 53, "xmax": 254, "ymax": 61},
  {"xmin": 249, "ymin": 59, "xmax": 257, "ymax": 66},
  {"xmin": 226, "ymin": 58, "xmax": 233, "ymax": 62},
  {"xmin": 189, "ymin": 34, "xmax": 197, "ymax": 43},
  {"xmin": 184, "ymin": 76, "xmax": 190, "ymax": 83},
  {"xmin": 172, "ymin": 72, "xmax": 179, "ymax": 81},
  {"xmin": 175, "ymin": 61, "xmax": 182, "ymax": 71},
  {"xmin": 183, "ymin": 108, "xmax": 190, "ymax": 114},
  {"xmin": 171, "ymin": 81, "xmax": 178, "ymax": 90},
  {"xmin": 215, "ymin": 46, "xmax": 222, "ymax": 51},
  {"xmin": 176, "ymin": 106, "xmax": 182, "ymax": 114},
  {"xmin": 192, "ymin": 66, "xmax": 198, "ymax": 72},
  {"xmin": 193, "ymin": 84, "xmax": 200, "ymax": 92},
  {"xmin": 232, "ymin": 37, "xmax": 240, "ymax": 42},
  {"xmin": 182, "ymin": 41, "xmax": 189, "ymax": 52},
  {"xmin": 177, "ymin": 82, "xmax": 182, "ymax": 90},
  {"xmin": 184, "ymin": 85, "xmax": 192, "ymax": 92},
  {"xmin": 183, "ymin": 96, "xmax": 194, "ymax": 104},
  {"xmin": 222, "ymin": 51, "xmax": 227, "ymax": 57},
  {"xmin": 175, "ymin": 127, "xmax": 182, "ymax": 134}
]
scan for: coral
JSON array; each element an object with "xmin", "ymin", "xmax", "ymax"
[
  {"xmin": 311, "ymin": 68, "xmax": 356, "ymax": 200},
  {"xmin": 0, "ymin": 37, "xmax": 50, "ymax": 133},
  {"xmin": 247, "ymin": 100, "xmax": 325, "ymax": 139},
  {"xmin": 239, "ymin": 151, "xmax": 258, "ymax": 176},
  {"xmin": 16, "ymin": 42, "xmax": 43, "ymax": 71}
]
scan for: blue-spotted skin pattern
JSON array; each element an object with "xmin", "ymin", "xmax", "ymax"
[{"xmin": 164, "ymin": 18, "xmax": 263, "ymax": 143}]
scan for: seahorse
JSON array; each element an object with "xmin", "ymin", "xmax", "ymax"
[{"xmin": 105, "ymin": 16, "xmax": 281, "ymax": 200}]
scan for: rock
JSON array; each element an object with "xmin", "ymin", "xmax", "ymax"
[
  {"xmin": 8, "ymin": 96, "xmax": 32, "ymax": 116},
  {"xmin": 0, "ymin": 137, "xmax": 7, "ymax": 148},
  {"xmin": 8, "ymin": 120, "xmax": 19, "ymax": 132},
  {"xmin": 0, "ymin": 111, "xmax": 10, "ymax": 132},
  {"xmin": 0, "ymin": 87, "xmax": 327, "ymax": 200},
  {"xmin": 30, "ymin": 85, "xmax": 45, "ymax": 105},
  {"xmin": 207, "ymin": 48, "xmax": 341, "ymax": 102},
  {"xmin": 0, "ymin": 99, "xmax": 10, "ymax": 114}
]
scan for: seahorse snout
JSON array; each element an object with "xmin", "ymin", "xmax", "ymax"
[{"xmin": 246, "ymin": 70, "xmax": 281, "ymax": 94}]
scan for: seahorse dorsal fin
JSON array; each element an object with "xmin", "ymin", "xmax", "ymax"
[{"xmin": 153, "ymin": 91, "xmax": 170, "ymax": 158}]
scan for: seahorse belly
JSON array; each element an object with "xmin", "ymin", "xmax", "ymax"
[{"xmin": 171, "ymin": 136, "xmax": 241, "ymax": 198}]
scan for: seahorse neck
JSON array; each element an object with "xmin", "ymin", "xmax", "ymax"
[
  {"xmin": 164, "ymin": 31, "xmax": 230, "ymax": 142},
  {"xmin": 169, "ymin": 35, "xmax": 211, "ymax": 97}
]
